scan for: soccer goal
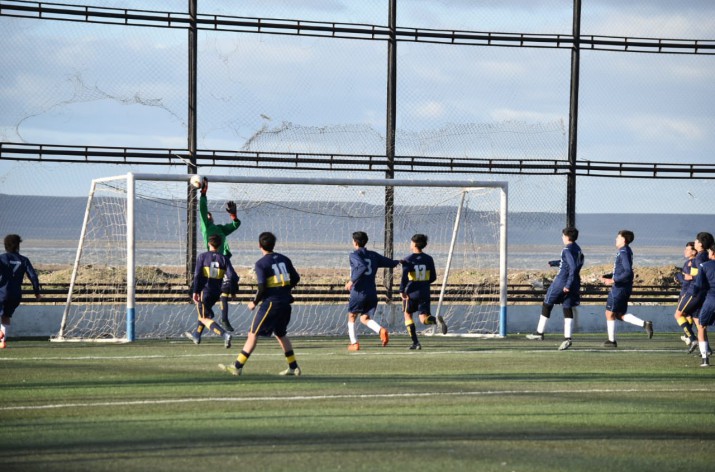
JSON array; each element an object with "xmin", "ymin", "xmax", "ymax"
[{"xmin": 54, "ymin": 173, "xmax": 507, "ymax": 342}]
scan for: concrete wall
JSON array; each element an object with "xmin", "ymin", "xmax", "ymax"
[{"xmin": 5, "ymin": 303, "xmax": 678, "ymax": 339}]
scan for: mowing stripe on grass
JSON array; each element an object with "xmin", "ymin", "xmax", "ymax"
[{"xmin": 2, "ymin": 388, "xmax": 710, "ymax": 412}]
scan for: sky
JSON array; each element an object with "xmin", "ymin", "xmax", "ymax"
[{"xmin": 0, "ymin": 0, "xmax": 714, "ymax": 214}]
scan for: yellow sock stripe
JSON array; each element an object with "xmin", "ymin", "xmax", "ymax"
[
  {"xmin": 405, "ymin": 319, "xmax": 415, "ymax": 327},
  {"xmin": 237, "ymin": 353, "xmax": 248, "ymax": 364},
  {"xmin": 677, "ymin": 316, "xmax": 688, "ymax": 326},
  {"xmin": 286, "ymin": 354, "xmax": 296, "ymax": 364}
]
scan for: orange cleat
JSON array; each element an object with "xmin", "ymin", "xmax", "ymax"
[
  {"xmin": 347, "ymin": 342, "xmax": 360, "ymax": 351},
  {"xmin": 0, "ymin": 332, "xmax": 5, "ymax": 349},
  {"xmin": 379, "ymin": 328, "xmax": 389, "ymax": 347}
]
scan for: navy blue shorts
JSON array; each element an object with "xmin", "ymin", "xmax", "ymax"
[
  {"xmin": 679, "ymin": 292, "xmax": 704, "ymax": 317},
  {"xmin": 250, "ymin": 301, "xmax": 292, "ymax": 337},
  {"xmin": 348, "ymin": 291, "xmax": 378, "ymax": 317},
  {"xmin": 404, "ymin": 295, "xmax": 431, "ymax": 316},
  {"xmin": 606, "ymin": 285, "xmax": 632, "ymax": 314},
  {"xmin": 544, "ymin": 283, "xmax": 580, "ymax": 308},
  {"xmin": 699, "ymin": 299, "xmax": 715, "ymax": 327},
  {"xmin": 0, "ymin": 297, "xmax": 20, "ymax": 318}
]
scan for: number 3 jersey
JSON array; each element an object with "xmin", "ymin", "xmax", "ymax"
[
  {"xmin": 399, "ymin": 252, "xmax": 437, "ymax": 299},
  {"xmin": 254, "ymin": 252, "xmax": 300, "ymax": 303}
]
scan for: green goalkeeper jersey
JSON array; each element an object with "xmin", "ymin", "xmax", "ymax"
[{"xmin": 199, "ymin": 194, "xmax": 241, "ymax": 257}]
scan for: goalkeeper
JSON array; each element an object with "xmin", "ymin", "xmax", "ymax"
[{"xmin": 198, "ymin": 177, "xmax": 241, "ymax": 332}]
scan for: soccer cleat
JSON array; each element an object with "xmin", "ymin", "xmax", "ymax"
[
  {"xmin": 602, "ymin": 340, "xmax": 617, "ymax": 348},
  {"xmin": 0, "ymin": 331, "xmax": 5, "ymax": 349},
  {"xmin": 437, "ymin": 315, "xmax": 448, "ymax": 335},
  {"xmin": 347, "ymin": 342, "xmax": 360, "ymax": 351},
  {"xmin": 680, "ymin": 335, "xmax": 691, "ymax": 345},
  {"xmin": 224, "ymin": 333, "xmax": 232, "ymax": 349},
  {"xmin": 688, "ymin": 340, "xmax": 699, "ymax": 354},
  {"xmin": 221, "ymin": 320, "xmax": 234, "ymax": 332},
  {"xmin": 184, "ymin": 331, "xmax": 200, "ymax": 345},
  {"xmin": 526, "ymin": 332, "xmax": 544, "ymax": 341},
  {"xmin": 700, "ymin": 358, "xmax": 710, "ymax": 368},
  {"xmin": 279, "ymin": 366, "xmax": 302, "ymax": 376},
  {"xmin": 408, "ymin": 343, "xmax": 422, "ymax": 351},
  {"xmin": 558, "ymin": 339, "xmax": 572, "ymax": 351},
  {"xmin": 218, "ymin": 363, "xmax": 242, "ymax": 376},
  {"xmin": 644, "ymin": 321, "xmax": 654, "ymax": 339},
  {"xmin": 379, "ymin": 328, "xmax": 389, "ymax": 347}
]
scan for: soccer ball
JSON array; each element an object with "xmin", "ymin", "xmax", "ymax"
[{"xmin": 189, "ymin": 175, "xmax": 203, "ymax": 189}]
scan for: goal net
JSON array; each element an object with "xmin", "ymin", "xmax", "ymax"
[{"xmin": 54, "ymin": 173, "xmax": 507, "ymax": 342}]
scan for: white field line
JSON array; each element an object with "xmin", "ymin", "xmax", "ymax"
[
  {"xmin": 2, "ymin": 388, "xmax": 711, "ymax": 412},
  {"xmin": 0, "ymin": 348, "xmax": 688, "ymax": 361}
]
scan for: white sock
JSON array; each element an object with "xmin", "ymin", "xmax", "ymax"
[
  {"xmin": 536, "ymin": 315, "xmax": 548, "ymax": 334},
  {"xmin": 607, "ymin": 320, "xmax": 616, "ymax": 342},
  {"xmin": 366, "ymin": 319, "xmax": 382, "ymax": 334},
  {"xmin": 564, "ymin": 318, "xmax": 573, "ymax": 339},
  {"xmin": 622, "ymin": 313, "xmax": 645, "ymax": 327},
  {"xmin": 348, "ymin": 322, "xmax": 357, "ymax": 344},
  {"xmin": 700, "ymin": 341, "xmax": 708, "ymax": 358},
  {"xmin": 0, "ymin": 323, "xmax": 7, "ymax": 338}
]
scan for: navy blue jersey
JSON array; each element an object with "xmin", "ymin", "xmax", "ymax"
[
  {"xmin": 611, "ymin": 245, "xmax": 634, "ymax": 288},
  {"xmin": 552, "ymin": 242, "xmax": 584, "ymax": 291},
  {"xmin": 685, "ymin": 251, "xmax": 709, "ymax": 295},
  {"xmin": 254, "ymin": 252, "xmax": 300, "ymax": 304},
  {"xmin": 192, "ymin": 250, "xmax": 237, "ymax": 296},
  {"xmin": 349, "ymin": 247, "xmax": 399, "ymax": 295},
  {"xmin": 400, "ymin": 252, "xmax": 437, "ymax": 299},
  {"xmin": 0, "ymin": 252, "xmax": 41, "ymax": 301},
  {"xmin": 676, "ymin": 258, "xmax": 696, "ymax": 296},
  {"xmin": 694, "ymin": 259, "xmax": 715, "ymax": 302}
]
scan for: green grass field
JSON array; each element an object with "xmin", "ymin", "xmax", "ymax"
[{"xmin": 1, "ymin": 334, "xmax": 713, "ymax": 472}]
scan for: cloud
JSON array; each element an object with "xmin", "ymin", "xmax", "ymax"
[
  {"xmin": 490, "ymin": 108, "xmax": 563, "ymax": 124},
  {"xmin": 413, "ymin": 101, "xmax": 446, "ymax": 119},
  {"xmin": 626, "ymin": 115, "xmax": 705, "ymax": 141}
]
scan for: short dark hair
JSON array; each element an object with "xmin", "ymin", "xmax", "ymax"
[
  {"xmin": 4, "ymin": 234, "xmax": 21, "ymax": 253},
  {"xmin": 686, "ymin": 241, "xmax": 696, "ymax": 250},
  {"xmin": 352, "ymin": 231, "xmax": 368, "ymax": 248},
  {"xmin": 696, "ymin": 232, "xmax": 714, "ymax": 250},
  {"xmin": 411, "ymin": 233, "xmax": 428, "ymax": 250},
  {"xmin": 259, "ymin": 232, "xmax": 276, "ymax": 252},
  {"xmin": 619, "ymin": 229, "xmax": 635, "ymax": 245},
  {"xmin": 562, "ymin": 227, "xmax": 579, "ymax": 242},
  {"xmin": 208, "ymin": 234, "xmax": 223, "ymax": 249}
]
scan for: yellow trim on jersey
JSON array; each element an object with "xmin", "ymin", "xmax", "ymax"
[
  {"xmin": 690, "ymin": 266, "xmax": 699, "ymax": 276},
  {"xmin": 202, "ymin": 266, "xmax": 226, "ymax": 279},
  {"xmin": 266, "ymin": 274, "xmax": 291, "ymax": 288},
  {"xmin": 408, "ymin": 270, "xmax": 431, "ymax": 281}
]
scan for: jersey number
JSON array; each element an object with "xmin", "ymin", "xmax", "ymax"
[
  {"xmin": 272, "ymin": 262, "xmax": 291, "ymax": 284},
  {"xmin": 412, "ymin": 264, "xmax": 428, "ymax": 281}
]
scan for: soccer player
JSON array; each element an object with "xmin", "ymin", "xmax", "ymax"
[
  {"xmin": 197, "ymin": 177, "xmax": 241, "ymax": 332},
  {"xmin": 672, "ymin": 241, "xmax": 698, "ymax": 347},
  {"xmin": 526, "ymin": 227, "xmax": 584, "ymax": 351},
  {"xmin": 184, "ymin": 234, "xmax": 234, "ymax": 348},
  {"xmin": 400, "ymin": 234, "xmax": 444, "ymax": 350},
  {"xmin": 219, "ymin": 232, "xmax": 302, "ymax": 376},
  {"xmin": 0, "ymin": 234, "xmax": 41, "ymax": 349},
  {"xmin": 692, "ymin": 242, "xmax": 715, "ymax": 367},
  {"xmin": 684, "ymin": 232, "xmax": 715, "ymax": 355},
  {"xmin": 600, "ymin": 230, "xmax": 653, "ymax": 348},
  {"xmin": 345, "ymin": 231, "xmax": 400, "ymax": 351}
]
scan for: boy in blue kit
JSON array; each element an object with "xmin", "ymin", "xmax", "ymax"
[
  {"xmin": 197, "ymin": 177, "xmax": 241, "ymax": 333},
  {"xmin": 219, "ymin": 232, "xmax": 302, "ymax": 376},
  {"xmin": 185, "ymin": 234, "xmax": 234, "ymax": 348},
  {"xmin": 682, "ymin": 232, "xmax": 714, "ymax": 354},
  {"xmin": 400, "ymin": 234, "xmax": 444, "ymax": 351},
  {"xmin": 526, "ymin": 227, "xmax": 584, "ymax": 351},
  {"xmin": 692, "ymin": 242, "xmax": 715, "ymax": 367},
  {"xmin": 673, "ymin": 241, "xmax": 698, "ymax": 348},
  {"xmin": 0, "ymin": 234, "xmax": 42, "ymax": 349},
  {"xmin": 345, "ymin": 231, "xmax": 400, "ymax": 351},
  {"xmin": 600, "ymin": 229, "xmax": 653, "ymax": 348}
]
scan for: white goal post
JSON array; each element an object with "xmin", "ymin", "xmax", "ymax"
[{"xmin": 55, "ymin": 173, "xmax": 508, "ymax": 342}]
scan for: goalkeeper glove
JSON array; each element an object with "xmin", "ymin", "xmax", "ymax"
[
  {"xmin": 225, "ymin": 200, "xmax": 237, "ymax": 220},
  {"xmin": 200, "ymin": 177, "xmax": 208, "ymax": 195}
]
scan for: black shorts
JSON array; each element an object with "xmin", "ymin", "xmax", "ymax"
[
  {"xmin": 0, "ymin": 297, "xmax": 21, "ymax": 318},
  {"xmin": 404, "ymin": 295, "xmax": 431, "ymax": 316}
]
